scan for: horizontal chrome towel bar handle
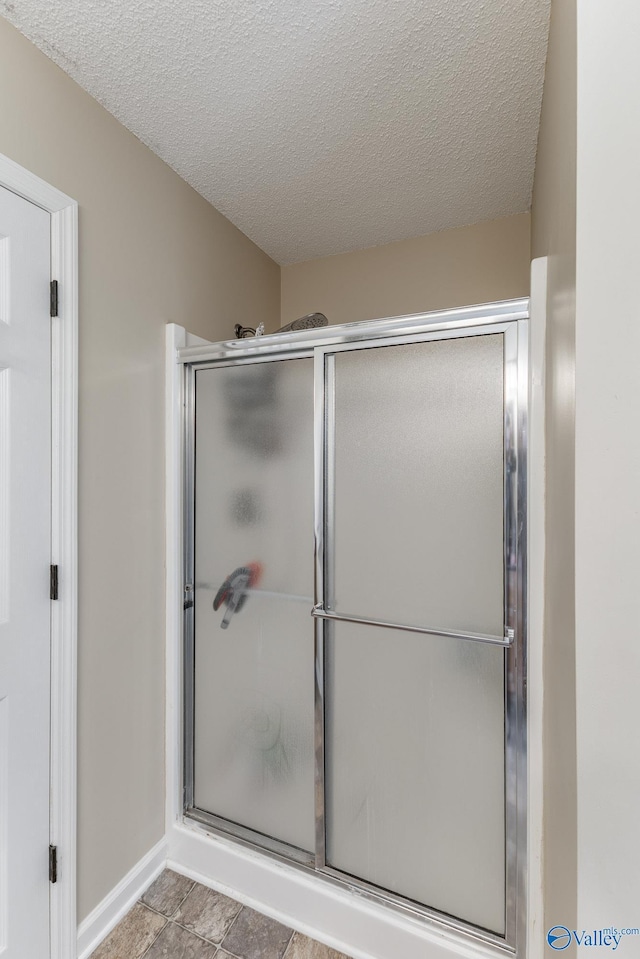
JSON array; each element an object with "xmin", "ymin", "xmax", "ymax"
[{"xmin": 311, "ymin": 605, "xmax": 514, "ymax": 647}]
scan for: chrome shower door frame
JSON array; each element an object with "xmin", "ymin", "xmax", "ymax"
[
  {"xmin": 180, "ymin": 300, "xmax": 529, "ymax": 958},
  {"xmin": 181, "ymin": 348, "xmax": 317, "ymax": 867}
]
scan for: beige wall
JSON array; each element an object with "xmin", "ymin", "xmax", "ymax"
[
  {"xmin": 281, "ymin": 213, "xmax": 531, "ymax": 328},
  {"xmin": 531, "ymin": 0, "xmax": 577, "ymax": 946},
  {"xmin": 0, "ymin": 15, "xmax": 279, "ymax": 922}
]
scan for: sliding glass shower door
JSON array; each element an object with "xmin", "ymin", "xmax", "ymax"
[
  {"xmin": 191, "ymin": 358, "xmax": 316, "ymax": 853},
  {"xmin": 183, "ymin": 304, "xmax": 527, "ymax": 951},
  {"xmin": 320, "ymin": 335, "xmax": 507, "ymax": 935}
]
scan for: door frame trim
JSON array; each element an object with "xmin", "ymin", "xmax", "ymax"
[{"xmin": 0, "ymin": 152, "xmax": 78, "ymax": 959}]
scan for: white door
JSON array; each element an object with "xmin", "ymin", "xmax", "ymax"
[{"xmin": 0, "ymin": 186, "xmax": 51, "ymax": 957}]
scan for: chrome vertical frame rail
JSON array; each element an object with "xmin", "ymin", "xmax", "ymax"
[
  {"xmin": 315, "ymin": 353, "xmax": 336, "ymax": 868},
  {"xmin": 313, "ymin": 350, "xmax": 328, "ymax": 868},
  {"xmin": 503, "ymin": 321, "xmax": 526, "ymax": 952},
  {"xmin": 515, "ymin": 320, "xmax": 529, "ymax": 954},
  {"xmin": 183, "ymin": 362, "xmax": 196, "ymax": 810}
]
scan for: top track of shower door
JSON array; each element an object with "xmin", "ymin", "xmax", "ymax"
[{"xmin": 180, "ymin": 299, "xmax": 528, "ymax": 958}]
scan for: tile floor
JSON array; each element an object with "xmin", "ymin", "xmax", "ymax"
[{"xmin": 91, "ymin": 869, "xmax": 351, "ymax": 959}]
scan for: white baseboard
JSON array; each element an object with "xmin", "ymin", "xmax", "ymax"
[
  {"xmin": 76, "ymin": 839, "xmax": 167, "ymax": 959},
  {"xmin": 168, "ymin": 822, "xmax": 503, "ymax": 959}
]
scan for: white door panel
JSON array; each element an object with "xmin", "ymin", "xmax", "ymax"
[{"xmin": 0, "ymin": 186, "xmax": 51, "ymax": 958}]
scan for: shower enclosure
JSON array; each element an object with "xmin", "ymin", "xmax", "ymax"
[{"xmin": 179, "ymin": 298, "xmax": 528, "ymax": 954}]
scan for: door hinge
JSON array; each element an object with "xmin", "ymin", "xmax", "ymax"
[
  {"xmin": 49, "ymin": 845, "xmax": 58, "ymax": 884},
  {"xmin": 50, "ymin": 564, "xmax": 59, "ymax": 601},
  {"xmin": 50, "ymin": 280, "xmax": 58, "ymax": 317}
]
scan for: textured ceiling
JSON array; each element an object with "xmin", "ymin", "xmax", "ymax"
[{"xmin": 2, "ymin": 0, "xmax": 550, "ymax": 264}]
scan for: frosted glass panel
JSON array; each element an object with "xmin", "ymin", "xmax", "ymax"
[
  {"xmin": 193, "ymin": 359, "xmax": 315, "ymax": 852},
  {"xmin": 325, "ymin": 621, "xmax": 506, "ymax": 934},
  {"xmin": 332, "ymin": 335, "xmax": 504, "ymax": 635}
]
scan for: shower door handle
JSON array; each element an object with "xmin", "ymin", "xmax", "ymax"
[{"xmin": 311, "ymin": 604, "xmax": 513, "ymax": 647}]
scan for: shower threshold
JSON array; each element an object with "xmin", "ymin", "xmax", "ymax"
[{"xmin": 184, "ymin": 806, "xmax": 514, "ymax": 956}]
